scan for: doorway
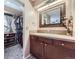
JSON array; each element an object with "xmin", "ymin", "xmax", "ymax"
[{"xmin": 4, "ymin": 0, "xmax": 24, "ymax": 59}]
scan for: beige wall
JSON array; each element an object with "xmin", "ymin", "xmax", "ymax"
[{"xmin": 23, "ymin": 0, "xmax": 38, "ymax": 58}]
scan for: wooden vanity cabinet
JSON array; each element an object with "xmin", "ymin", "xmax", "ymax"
[
  {"xmin": 44, "ymin": 42, "xmax": 59, "ymax": 59},
  {"xmin": 30, "ymin": 35, "xmax": 75, "ymax": 59}
]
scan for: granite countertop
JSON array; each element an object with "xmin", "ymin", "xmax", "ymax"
[{"xmin": 30, "ymin": 32, "xmax": 75, "ymax": 42}]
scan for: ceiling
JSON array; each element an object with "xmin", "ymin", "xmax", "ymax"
[
  {"xmin": 4, "ymin": 0, "xmax": 24, "ymax": 15},
  {"xmin": 29, "ymin": 0, "xmax": 45, "ymax": 6},
  {"xmin": 29, "ymin": 0, "xmax": 55, "ymax": 6}
]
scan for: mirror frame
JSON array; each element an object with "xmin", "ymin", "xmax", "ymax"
[{"xmin": 39, "ymin": 3, "xmax": 66, "ymax": 27}]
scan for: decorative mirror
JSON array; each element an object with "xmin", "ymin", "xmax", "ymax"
[{"xmin": 39, "ymin": 3, "xmax": 66, "ymax": 27}]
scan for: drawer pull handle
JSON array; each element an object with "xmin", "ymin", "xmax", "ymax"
[{"xmin": 45, "ymin": 44, "xmax": 47, "ymax": 46}]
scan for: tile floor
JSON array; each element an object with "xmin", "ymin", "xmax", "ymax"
[
  {"xmin": 27, "ymin": 55, "xmax": 37, "ymax": 59},
  {"xmin": 4, "ymin": 44, "xmax": 23, "ymax": 59}
]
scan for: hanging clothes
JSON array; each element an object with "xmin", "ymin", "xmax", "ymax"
[{"xmin": 14, "ymin": 16, "xmax": 23, "ymax": 47}]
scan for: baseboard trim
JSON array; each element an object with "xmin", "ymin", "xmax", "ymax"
[{"xmin": 24, "ymin": 54, "xmax": 31, "ymax": 59}]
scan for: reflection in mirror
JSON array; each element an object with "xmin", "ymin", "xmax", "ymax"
[
  {"xmin": 39, "ymin": 3, "xmax": 65, "ymax": 27},
  {"xmin": 42, "ymin": 8, "xmax": 60, "ymax": 25}
]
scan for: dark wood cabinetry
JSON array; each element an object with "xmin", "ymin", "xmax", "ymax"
[
  {"xmin": 4, "ymin": 33, "xmax": 17, "ymax": 48},
  {"xmin": 30, "ymin": 35, "xmax": 75, "ymax": 59},
  {"xmin": 30, "ymin": 36, "xmax": 44, "ymax": 59}
]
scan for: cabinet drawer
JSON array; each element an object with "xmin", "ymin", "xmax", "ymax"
[
  {"xmin": 38, "ymin": 37, "xmax": 53, "ymax": 44},
  {"xmin": 62, "ymin": 41, "xmax": 75, "ymax": 49},
  {"xmin": 53, "ymin": 40, "xmax": 75, "ymax": 49},
  {"xmin": 30, "ymin": 35, "xmax": 41, "ymax": 43},
  {"xmin": 4, "ymin": 34, "xmax": 9, "ymax": 38},
  {"xmin": 44, "ymin": 38, "xmax": 53, "ymax": 44},
  {"xmin": 53, "ymin": 40, "xmax": 62, "ymax": 46},
  {"xmin": 30, "ymin": 35, "xmax": 38, "ymax": 40},
  {"xmin": 5, "ymin": 38, "xmax": 15, "ymax": 43},
  {"xmin": 9, "ymin": 34, "xmax": 15, "ymax": 37},
  {"xmin": 4, "ymin": 33, "xmax": 15, "ymax": 38},
  {"xmin": 9, "ymin": 38, "xmax": 15, "ymax": 42}
]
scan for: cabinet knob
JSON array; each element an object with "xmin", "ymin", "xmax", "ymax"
[
  {"xmin": 40, "ymin": 43, "xmax": 43, "ymax": 44},
  {"xmin": 45, "ymin": 44, "xmax": 47, "ymax": 46},
  {"xmin": 31, "ymin": 37, "xmax": 34, "ymax": 39}
]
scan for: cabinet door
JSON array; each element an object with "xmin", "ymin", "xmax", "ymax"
[
  {"xmin": 61, "ymin": 47, "xmax": 75, "ymax": 59},
  {"xmin": 45, "ymin": 43, "xmax": 61, "ymax": 59},
  {"xmin": 53, "ymin": 40, "xmax": 75, "ymax": 59},
  {"xmin": 45, "ymin": 39, "xmax": 75, "ymax": 59},
  {"xmin": 30, "ymin": 36, "xmax": 44, "ymax": 59},
  {"xmin": 60, "ymin": 42, "xmax": 75, "ymax": 59}
]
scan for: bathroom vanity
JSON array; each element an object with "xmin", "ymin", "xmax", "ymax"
[
  {"xmin": 29, "ymin": 1, "xmax": 74, "ymax": 59},
  {"xmin": 30, "ymin": 33, "xmax": 75, "ymax": 59}
]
